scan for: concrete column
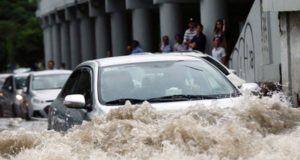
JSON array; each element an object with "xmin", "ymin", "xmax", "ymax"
[
  {"xmin": 60, "ymin": 21, "xmax": 71, "ymax": 69},
  {"xmin": 42, "ymin": 18, "xmax": 53, "ymax": 67},
  {"xmin": 80, "ymin": 17, "xmax": 96, "ymax": 61},
  {"xmin": 159, "ymin": 3, "xmax": 183, "ymax": 45},
  {"xmin": 200, "ymin": 0, "xmax": 227, "ymax": 52},
  {"xmin": 95, "ymin": 15, "xmax": 110, "ymax": 58},
  {"xmin": 69, "ymin": 19, "xmax": 81, "ymax": 68},
  {"xmin": 51, "ymin": 23, "xmax": 61, "ymax": 67},
  {"xmin": 111, "ymin": 12, "xmax": 129, "ymax": 56},
  {"xmin": 132, "ymin": 8, "xmax": 153, "ymax": 51}
]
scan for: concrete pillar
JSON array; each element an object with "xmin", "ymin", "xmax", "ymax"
[
  {"xmin": 60, "ymin": 21, "xmax": 71, "ymax": 69},
  {"xmin": 110, "ymin": 12, "xmax": 129, "ymax": 56},
  {"xmin": 200, "ymin": 0, "xmax": 227, "ymax": 52},
  {"xmin": 51, "ymin": 22, "xmax": 61, "ymax": 67},
  {"xmin": 132, "ymin": 8, "xmax": 153, "ymax": 51},
  {"xmin": 42, "ymin": 17, "xmax": 53, "ymax": 67},
  {"xmin": 95, "ymin": 15, "xmax": 110, "ymax": 58},
  {"xmin": 69, "ymin": 19, "xmax": 81, "ymax": 68},
  {"xmin": 159, "ymin": 3, "xmax": 183, "ymax": 46},
  {"xmin": 80, "ymin": 17, "xmax": 96, "ymax": 61}
]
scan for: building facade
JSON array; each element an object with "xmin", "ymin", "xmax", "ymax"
[{"xmin": 36, "ymin": 0, "xmax": 253, "ymax": 69}]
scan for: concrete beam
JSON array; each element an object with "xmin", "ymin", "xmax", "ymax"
[
  {"xmin": 65, "ymin": 7, "xmax": 78, "ymax": 21},
  {"xmin": 89, "ymin": 0, "xmax": 106, "ymax": 17},
  {"xmin": 105, "ymin": 0, "xmax": 126, "ymax": 13},
  {"xmin": 154, "ymin": 0, "xmax": 198, "ymax": 4},
  {"xmin": 126, "ymin": 0, "xmax": 154, "ymax": 9}
]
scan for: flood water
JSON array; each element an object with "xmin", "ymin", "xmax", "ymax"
[{"xmin": 1, "ymin": 93, "xmax": 300, "ymax": 160}]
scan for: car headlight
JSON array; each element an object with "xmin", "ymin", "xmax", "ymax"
[
  {"xmin": 32, "ymin": 97, "xmax": 46, "ymax": 104},
  {"xmin": 16, "ymin": 94, "xmax": 23, "ymax": 101}
]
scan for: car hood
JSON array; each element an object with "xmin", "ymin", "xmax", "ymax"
[
  {"xmin": 97, "ymin": 96, "xmax": 243, "ymax": 115},
  {"xmin": 32, "ymin": 89, "xmax": 61, "ymax": 101}
]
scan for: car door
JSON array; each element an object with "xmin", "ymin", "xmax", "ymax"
[
  {"xmin": 49, "ymin": 67, "xmax": 93, "ymax": 131},
  {"xmin": 0, "ymin": 76, "xmax": 14, "ymax": 116}
]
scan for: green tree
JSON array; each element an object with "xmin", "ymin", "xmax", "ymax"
[{"xmin": 0, "ymin": 0, "xmax": 43, "ymax": 72}]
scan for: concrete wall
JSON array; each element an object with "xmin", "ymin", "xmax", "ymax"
[
  {"xmin": 230, "ymin": 0, "xmax": 262, "ymax": 82},
  {"xmin": 263, "ymin": 0, "xmax": 300, "ymax": 12},
  {"xmin": 280, "ymin": 12, "xmax": 300, "ymax": 106},
  {"xmin": 230, "ymin": 0, "xmax": 281, "ymax": 83}
]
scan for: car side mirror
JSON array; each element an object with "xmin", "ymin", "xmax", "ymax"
[{"xmin": 64, "ymin": 94, "xmax": 86, "ymax": 109}]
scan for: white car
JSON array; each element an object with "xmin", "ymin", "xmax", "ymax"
[
  {"xmin": 49, "ymin": 54, "xmax": 248, "ymax": 131},
  {"xmin": 22, "ymin": 70, "xmax": 71, "ymax": 119},
  {"xmin": 0, "ymin": 73, "xmax": 29, "ymax": 117}
]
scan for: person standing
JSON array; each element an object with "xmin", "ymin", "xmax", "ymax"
[
  {"xmin": 130, "ymin": 40, "xmax": 144, "ymax": 55},
  {"xmin": 47, "ymin": 60, "xmax": 55, "ymax": 70},
  {"xmin": 183, "ymin": 19, "xmax": 197, "ymax": 48},
  {"xmin": 190, "ymin": 24, "xmax": 206, "ymax": 52},
  {"xmin": 212, "ymin": 37, "xmax": 226, "ymax": 64},
  {"xmin": 214, "ymin": 19, "xmax": 227, "ymax": 49},
  {"xmin": 174, "ymin": 34, "xmax": 186, "ymax": 52},
  {"xmin": 160, "ymin": 35, "xmax": 172, "ymax": 53}
]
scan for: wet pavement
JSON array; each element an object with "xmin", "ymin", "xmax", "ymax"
[{"xmin": 0, "ymin": 118, "xmax": 47, "ymax": 132}]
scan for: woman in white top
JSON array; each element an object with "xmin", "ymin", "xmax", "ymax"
[{"xmin": 212, "ymin": 37, "xmax": 226, "ymax": 64}]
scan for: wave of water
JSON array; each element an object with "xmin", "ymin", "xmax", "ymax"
[{"xmin": 1, "ymin": 94, "xmax": 300, "ymax": 160}]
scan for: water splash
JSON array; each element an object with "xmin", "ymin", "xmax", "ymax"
[{"xmin": 1, "ymin": 93, "xmax": 300, "ymax": 160}]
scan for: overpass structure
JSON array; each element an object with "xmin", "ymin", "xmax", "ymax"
[{"xmin": 36, "ymin": 0, "xmax": 253, "ymax": 69}]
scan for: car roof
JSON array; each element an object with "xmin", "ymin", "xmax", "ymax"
[
  {"xmin": 31, "ymin": 70, "xmax": 72, "ymax": 76},
  {"xmin": 90, "ymin": 53, "xmax": 205, "ymax": 67},
  {"xmin": 13, "ymin": 73, "xmax": 30, "ymax": 78}
]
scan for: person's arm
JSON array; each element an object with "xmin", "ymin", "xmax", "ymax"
[
  {"xmin": 222, "ymin": 19, "xmax": 226, "ymax": 33},
  {"xmin": 183, "ymin": 30, "xmax": 189, "ymax": 44},
  {"xmin": 220, "ymin": 48, "xmax": 226, "ymax": 64}
]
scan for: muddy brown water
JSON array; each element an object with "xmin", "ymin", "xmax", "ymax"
[{"xmin": 1, "ymin": 93, "xmax": 300, "ymax": 160}]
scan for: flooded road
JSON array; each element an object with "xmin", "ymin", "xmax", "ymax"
[
  {"xmin": 0, "ymin": 118, "xmax": 47, "ymax": 132},
  {"xmin": 1, "ymin": 94, "xmax": 300, "ymax": 160}
]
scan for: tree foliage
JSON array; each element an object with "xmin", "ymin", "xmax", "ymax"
[{"xmin": 0, "ymin": 0, "xmax": 43, "ymax": 72}]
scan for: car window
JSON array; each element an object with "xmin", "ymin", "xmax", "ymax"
[
  {"xmin": 15, "ymin": 76, "xmax": 28, "ymax": 90},
  {"xmin": 202, "ymin": 56, "xmax": 229, "ymax": 75},
  {"xmin": 31, "ymin": 74, "xmax": 70, "ymax": 90},
  {"xmin": 60, "ymin": 68, "xmax": 92, "ymax": 104},
  {"xmin": 60, "ymin": 71, "xmax": 81, "ymax": 98},
  {"xmin": 98, "ymin": 60, "xmax": 238, "ymax": 104},
  {"xmin": 2, "ymin": 77, "xmax": 13, "ymax": 91}
]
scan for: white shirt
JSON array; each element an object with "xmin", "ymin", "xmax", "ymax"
[
  {"xmin": 160, "ymin": 44, "xmax": 172, "ymax": 53},
  {"xmin": 174, "ymin": 43, "xmax": 187, "ymax": 51},
  {"xmin": 212, "ymin": 47, "xmax": 226, "ymax": 62},
  {"xmin": 183, "ymin": 29, "xmax": 197, "ymax": 43}
]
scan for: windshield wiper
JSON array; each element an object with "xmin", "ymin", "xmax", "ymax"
[
  {"xmin": 147, "ymin": 95, "xmax": 217, "ymax": 102},
  {"xmin": 105, "ymin": 98, "xmax": 145, "ymax": 105}
]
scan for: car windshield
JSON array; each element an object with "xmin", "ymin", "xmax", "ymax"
[
  {"xmin": 32, "ymin": 74, "xmax": 70, "ymax": 90},
  {"xmin": 15, "ymin": 76, "xmax": 28, "ymax": 90},
  {"xmin": 98, "ymin": 60, "xmax": 239, "ymax": 105}
]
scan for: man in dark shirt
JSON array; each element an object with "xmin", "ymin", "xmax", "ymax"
[{"xmin": 190, "ymin": 24, "xmax": 207, "ymax": 53}]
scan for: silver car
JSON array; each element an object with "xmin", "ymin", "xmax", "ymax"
[
  {"xmin": 22, "ymin": 70, "xmax": 71, "ymax": 120},
  {"xmin": 0, "ymin": 73, "xmax": 28, "ymax": 117},
  {"xmin": 49, "ymin": 54, "xmax": 245, "ymax": 131}
]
